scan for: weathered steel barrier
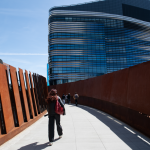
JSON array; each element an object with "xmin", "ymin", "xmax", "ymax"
[
  {"xmin": 0, "ymin": 63, "xmax": 48, "ymax": 145},
  {"xmin": 49, "ymin": 61, "xmax": 150, "ymax": 137}
]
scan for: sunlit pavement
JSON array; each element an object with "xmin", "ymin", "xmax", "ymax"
[{"xmin": 1, "ymin": 104, "xmax": 150, "ymax": 150}]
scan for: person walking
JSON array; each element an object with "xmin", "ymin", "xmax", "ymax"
[
  {"xmin": 62, "ymin": 93, "xmax": 66, "ymax": 104},
  {"xmin": 73, "ymin": 92, "xmax": 79, "ymax": 106},
  {"xmin": 46, "ymin": 89, "xmax": 66, "ymax": 146},
  {"xmin": 65, "ymin": 94, "xmax": 68, "ymax": 104},
  {"xmin": 67, "ymin": 93, "xmax": 71, "ymax": 104}
]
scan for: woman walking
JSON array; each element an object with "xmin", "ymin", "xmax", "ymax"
[
  {"xmin": 46, "ymin": 89, "xmax": 66, "ymax": 146},
  {"xmin": 73, "ymin": 92, "xmax": 79, "ymax": 106}
]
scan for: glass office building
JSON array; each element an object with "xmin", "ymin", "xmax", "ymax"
[{"xmin": 48, "ymin": 0, "xmax": 150, "ymax": 85}]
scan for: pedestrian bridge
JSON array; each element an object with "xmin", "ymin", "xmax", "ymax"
[
  {"xmin": 1, "ymin": 59, "xmax": 150, "ymax": 150},
  {"xmin": 1, "ymin": 104, "xmax": 150, "ymax": 150}
]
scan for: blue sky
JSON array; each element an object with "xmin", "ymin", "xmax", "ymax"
[{"xmin": 0, "ymin": 0, "xmax": 92, "ymax": 78}]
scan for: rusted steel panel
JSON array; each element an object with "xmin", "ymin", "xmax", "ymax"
[
  {"xmin": 18, "ymin": 68, "xmax": 30, "ymax": 121},
  {"xmin": 64, "ymin": 83, "xmax": 70, "ymax": 95},
  {"xmin": 57, "ymin": 84, "xmax": 65, "ymax": 98},
  {"xmin": 25, "ymin": 70, "xmax": 35, "ymax": 118},
  {"xmin": 76, "ymin": 80, "xmax": 83, "ymax": 96},
  {"xmin": 33, "ymin": 74, "xmax": 48, "ymax": 112},
  {"xmin": 127, "ymin": 61, "xmax": 150, "ymax": 115},
  {"xmin": 56, "ymin": 84, "xmax": 62, "ymax": 97},
  {"xmin": 29, "ymin": 73, "xmax": 38, "ymax": 115},
  {"xmin": 73, "ymin": 82, "xmax": 79, "ymax": 97},
  {"xmin": 41, "ymin": 77, "xmax": 48, "ymax": 108},
  {"xmin": 0, "ymin": 64, "xmax": 14, "ymax": 133},
  {"xmin": 83, "ymin": 79, "xmax": 91, "ymax": 98},
  {"xmin": 32, "ymin": 74, "xmax": 40, "ymax": 114},
  {"xmin": 35, "ymin": 75, "xmax": 43, "ymax": 112},
  {"xmin": 68, "ymin": 83, "xmax": 75, "ymax": 97},
  {"xmin": 9, "ymin": 66, "xmax": 24, "ymax": 126},
  {"xmin": 87, "ymin": 77, "xmax": 96, "ymax": 98},
  {"xmin": 92, "ymin": 76, "xmax": 102, "ymax": 100},
  {"xmin": 82, "ymin": 80, "xmax": 88, "ymax": 96},
  {"xmin": 43, "ymin": 77, "xmax": 48, "ymax": 98},
  {"xmin": 99, "ymin": 73, "xmax": 113, "ymax": 102},
  {"xmin": 39, "ymin": 75, "xmax": 47, "ymax": 110},
  {"xmin": 118, "ymin": 105, "xmax": 128, "ymax": 123},
  {"xmin": 63, "ymin": 83, "xmax": 69, "ymax": 96},
  {"xmin": 38, "ymin": 76, "xmax": 44, "ymax": 111},
  {"xmin": 110, "ymin": 68, "xmax": 129, "ymax": 107},
  {"xmin": 73, "ymin": 81, "xmax": 79, "ymax": 95},
  {"xmin": 49, "ymin": 85, "xmax": 56, "ymax": 91}
]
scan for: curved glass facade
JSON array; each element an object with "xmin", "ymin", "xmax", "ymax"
[{"xmin": 48, "ymin": 0, "xmax": 150, "ymax": 85}]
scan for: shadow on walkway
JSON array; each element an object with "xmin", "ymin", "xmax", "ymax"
[
  {"xmin": 17, "ymin": 138, "xmax": 60, "ymax": 150},
  {"xmin": 77, "ymin": 104, "xmax": 150, "ymax": 150},
  {"xmin": 17, "ymin": 142, "xmax": 49, "ymax": 150}
]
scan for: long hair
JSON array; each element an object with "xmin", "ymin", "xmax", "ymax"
[{"xmin": 46, "ymin": 89, "xmax": 58, "ymax": 103}]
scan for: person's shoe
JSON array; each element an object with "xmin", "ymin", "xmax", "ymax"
[
  {"xmin": 59, "ymin": 135, "xmax": 62, "ymax": 138},
  {"xmin": 48, "ymin": 142, "xmax": 53, "ymax": 146}
]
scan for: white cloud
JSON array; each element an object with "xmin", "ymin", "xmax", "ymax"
[
  {"xmin": 0, "ymin": 53, "xmax": 48, "ymax": 55},
  {"xmin": 0, "ymin": 8, "xmax": 45, "ymax": 17},
  {"xmin": 36, "ymin": 65, "xmax": 47, "ymax": 68},
  {"xmin": 2, "ymin": 57, "xmax": 31, "ymax": 64}
]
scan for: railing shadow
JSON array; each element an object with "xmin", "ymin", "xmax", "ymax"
[{"xmin": 76, "ymin": 104, "xmax": 150, "ymax": 150}]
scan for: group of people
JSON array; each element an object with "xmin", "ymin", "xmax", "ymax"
[
  {"xmin": 61, "ymin": 92, "xmax": 79, "ymax": 106},
  {"xmin": 61, "ymin": 93, "xmax": 71, "ymax": 104},
  {"xmin": 46, "ymin": 89, "xmax": 79, "ymax": 146}
]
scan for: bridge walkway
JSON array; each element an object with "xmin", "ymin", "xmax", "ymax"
[{"xmin": 0, "ymin": 104, "xmax": 150, "ymax": 150}]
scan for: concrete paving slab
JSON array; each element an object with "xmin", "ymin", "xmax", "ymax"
[{"xmin": 1, "ymin": 104, "xmax": 150, "ymax": 150}]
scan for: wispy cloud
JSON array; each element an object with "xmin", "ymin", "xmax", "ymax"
[
  {"xmin": 2, "ymin": 57, "xmax": 31, "ymax": 64},
  {"xmin": 36, "ymin": 65, "xmax": 47, "ymax": 68},
  {"xmin": 0, "ymin": 53, "xmax": 48, "ymax": 55},
  {"xmin": 0, "ymin": 8, "xmax": 45, "ymax": 17}
]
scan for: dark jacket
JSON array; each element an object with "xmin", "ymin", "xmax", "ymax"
[
  {"xmin": 67, "ymin": 94, "xmax": 70, "ymax": 99},
  {"xmin": 47, "ymin": 96, "xmax": 66, "ymax": 116},
  {"xmin": 62, "ymin": 94, "xmax": 65, "ymax": 99}
]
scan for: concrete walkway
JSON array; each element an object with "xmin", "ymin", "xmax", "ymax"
[{"xmin": 1, "ymin": 104, "xmax": 150, "ymax": 150}]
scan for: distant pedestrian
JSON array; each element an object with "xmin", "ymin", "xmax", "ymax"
[
  {"xmin": 65, "ymin": 94, "xmax": 68, "ymax": 103},
  {"xmin": 67, "ymin": 93, "xmax": 71, "ymax": 104},
  {"xmin": 46, "ymin": 89, "xmax": 66, "ymax": 146},
  {"xmin": 73, "ymin": 92, "xmax": 79, "ymax": 106},
  {"xmin": 62, "ymin": 93, "xmax": 65, "ymax": 104}
]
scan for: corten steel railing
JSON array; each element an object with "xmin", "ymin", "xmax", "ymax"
[
  {"xmin": 0, "ymin": 63, "xmax": 48, "ymax": 145},
  {"xmin": 49, "ymin": 61, "xmax": 150, "ymax": 137}
]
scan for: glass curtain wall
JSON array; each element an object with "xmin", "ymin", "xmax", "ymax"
[{"xmin": 48, "ymin": 3, "xmax": 150, "ymax": 85}]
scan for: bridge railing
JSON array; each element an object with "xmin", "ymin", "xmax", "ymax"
[
  {"xmin": 0, "ymin": 63, "xmax": 48, "ymax": 145},
  {"xmin": 49, "ymin": 61, "xmax": 150, "ymax": 137}
]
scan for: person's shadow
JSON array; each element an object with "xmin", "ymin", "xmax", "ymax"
[
  {"xmin": 17, "ymin": 142, "xmax": 49, "ymax": 150},
  {"xmin": 18, "ymin": 138, "xmax": 60, "ymax": 150}
]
